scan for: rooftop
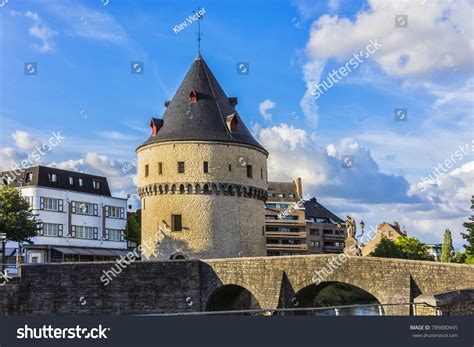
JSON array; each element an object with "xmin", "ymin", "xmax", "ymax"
[
  {"xmin": 138, "ymin": 53, "xmax": 267, "ymax": 154},
  {"xmin": 0, "ymin": 165, "xmax": 112, "ymax": 196}
]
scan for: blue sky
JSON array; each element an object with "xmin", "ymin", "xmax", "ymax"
[{"xmin": 0, "ymin": 0, "xmax": 473, "ymax": 249}]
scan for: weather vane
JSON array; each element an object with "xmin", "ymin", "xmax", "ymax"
[{"xmin": 193, "ymin": 8, "xmax": 204, "ymax": 52}]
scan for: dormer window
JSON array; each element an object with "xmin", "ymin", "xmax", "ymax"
[
  {"xmin": 78, "ymin": 178, "xmax": 84, "ymax": 187},
  {"xmin": 48, "ymin": 173, "xmax": 58, "ymax": 183},
  {"xmin": 226, "ymin": 113, "xmax": 239, "ymax": 133},
  {"xmin": 150, "ymin": 118, "xmax": 163, "ymax": 137},
  {"xmin": 69, "ymin": 177, "xmax": 75, "ymax": 185},
  {"xmin": 189, "ymin": 89, "xmax": 198, "ymax": 103},
  {"xmin": 25, "ymin": 172, "xmax": 33, "ymax": 182},
  {"xmin": 92, "ymin": 180, "xmax": 101, "ymax": 190}
]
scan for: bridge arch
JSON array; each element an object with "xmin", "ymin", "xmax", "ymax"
[
  {"xmin": 290, "ymin": 281, "xmax": 383, "ymax": 315},
  {"xmin": 205, "ymin": 284, "xmax": 262, "ymax": 314}
]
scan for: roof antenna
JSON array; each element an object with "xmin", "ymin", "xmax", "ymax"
[{"xmin": 194, "ymin": 8, "xmax": 204, "ymax": 53}]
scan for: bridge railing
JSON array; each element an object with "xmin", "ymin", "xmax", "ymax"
[{"xmin": 139, "ymin": 302, "xmax": 440, "ymax": 317}]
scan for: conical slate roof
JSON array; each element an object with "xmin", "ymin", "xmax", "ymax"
[{"xmin": 138, "ymin": 53, "xmax": 267, "ymax": 154}]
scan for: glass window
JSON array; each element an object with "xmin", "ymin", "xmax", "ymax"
[
  {"xmin": 323, "ymin": 229, "xmax": 333, "ymax": 235},
  {"xmin": 203, "ymin": 161, "xmax": 209, "ymax": 173},
  {"xmin": 177, "ymin": 162, "xmax": 185, "ymax": 173},
  {"xmin": 48, "ymin": 173, "xmax": 58, "ymax": 182},
  {"xmin": 43, "ymin": 223, "xmax": 62, "ymax": 237},
  {"xmin": 265, "ymin": 215, "xmax": 278, "ymax": 220},
  {"xmin": 69, "ymin": 177, "xmax": 75, "ymax": 185},
  {"xmin": 145, "ymin": 164, "xmax": 149, "ymax": 177},
  {"xmin": 107, "ymin": 206, "xmax": 124, "ymax": 219},
  {"xmin": 310, "ymin": 229, "xmax": 319, "ymax": 236},
  {"xmin": 25, "ymin": 172, "xmax": 33, "ymax": 182},
  {"xmin": 76, "ymin": 226, "xmax": 95, "ymax": 239},
  {"xmin": 72, "ymin": 201, "xmax": 98, "ymax": 216},
  {"xmin": 158, "ymin": 162, "xmax": 163, "ymax": 175},
  {"xmin": 107, "ymin": 229, "xmax": 122, "ymax": 241},
  {"xmin": 92, "ymin": 180, "xmax": 101, "ymax": 189},
  {"xmin": 41, "ymin": 197, "xmax": 63, "ymax": 211},
  {"xmin": 172, "ymin": 214, "xmax": 182, "ymax": 231},
  {"xmin": 310, "ymin": 240, "xmax": 320, "ymax": 247},
  {"xmin": 78, "ymin": 178, "xmax": 84, "ymax": 187},
  {"xmin": 246, "ymin": 165, "xmax": 253, "ymax": 178}
]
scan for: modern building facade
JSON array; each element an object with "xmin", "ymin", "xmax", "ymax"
[
  {"xmin": 265, "ymin": 178, "xmax": 346, "ymax": 256},
  {"xmin": 304, "ymin": 197, "xmax": 346, "ymax": 254},
  {"xmin": 265, "ymin": 179, "xmax": 307, "ymax": 256},
  {"xmin": 137, "ymin": 53, "xmax": 268, "ymax": 260},
  {"xmin": 0, "ymin": 166, "xmax": 128, "ymax": 265}
]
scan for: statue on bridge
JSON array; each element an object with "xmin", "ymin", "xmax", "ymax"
[
  {"xmin": 344, "ymin": 215, "xmax": 360, "ymax": 256},
  {"xmin": 345, "ymin": 215, "xmax": 356, "ymax": 239}
]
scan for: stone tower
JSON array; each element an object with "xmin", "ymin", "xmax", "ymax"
[{"xmin": 137, "ymin": 53, "xmax": 268, "ymax": 260}]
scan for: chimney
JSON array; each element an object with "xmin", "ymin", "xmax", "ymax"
[{"xmin": 295, "ymin": 177, "xmax": 302, "ymax": 199}]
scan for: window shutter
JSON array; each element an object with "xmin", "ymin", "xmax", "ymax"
[
  {"xmin": 120, "ymin": 230, "xmax": 125, "ymax": 241},
  {"xmin": 39, "ymin": 223, "xmax": 44, "ymax": 235},
  {"xmin": 105, "ymin": 229, "xmax": 109, "ymax": 240},
  {"xmin": 72, "ymin": 202, "xmax": 76, "ymax": 213},
  {"xmin": 71, "ymin": 225, "xmax": 76, "ymax": 238},
  {"xmin": 120, "ymin": 208, "xmax": 124, "ymax": 219},
  {"xmin": 105, "ymin": 206, "xmax": 109, "ymax": 217},
  {"xmin": 93, "ymin": 228, "xmax": 98, "ymax": 239},
  {"xmin": 58, "ymin": 199, "xmax": 64, "ymax": 212},
  {"xmin": 40, "ymin": 197, "xmax": 44, "ymax": 210},
  {"xmin": 93, "ymin": 204, "xmax": 98, "ymax": 216},
  {"xmin": 58, "ymin": 224, "xmax": 63, "ymax": 237}
]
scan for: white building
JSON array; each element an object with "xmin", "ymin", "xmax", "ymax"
[
  {"xmin": 426, "ymin": 244, "xmax": 443, "ymax": 261},
  {"xmin": 1, "ymin": 165, "xmax": 129, "ymax": 266}
]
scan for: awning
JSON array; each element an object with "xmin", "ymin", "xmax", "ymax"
[
  {"xmin": 52, "ymin": 247, "xmax": 79, "ymax": 255},
  {"xmin": 51, "ymin": 246, "xmax": 129, "ymax": 257}
]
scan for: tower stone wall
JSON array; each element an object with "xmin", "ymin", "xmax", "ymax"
[{"xmin": 137, "ymin": 141, "xmax": 268, "ymax": 259}]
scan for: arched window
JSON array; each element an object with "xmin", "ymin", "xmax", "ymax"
[
  {"xmin": 203, "ymin": 184, "xmax": 210, "ymax": 194},
  {"xmin": 187, "ymin": 184, "xmax": 193, "ymax": 194},
  {"xmin": 179, "ymin": 184, "xmax": 185, "ymax": 194}
]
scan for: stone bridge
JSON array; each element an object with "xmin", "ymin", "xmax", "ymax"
[{"xmin": 1, "ymin": 255, "xmax": 473, "ymax": 316}]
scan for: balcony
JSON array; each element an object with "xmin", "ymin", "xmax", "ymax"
[
  {"xmin": 265, "ymin": 231, "xmax": 307, "ymax": 239},
  {"xmin": 323, "ymin": 234, "xmax": 345, "ymax": 241},
  {"xmin": 266, "ymin": 243, "xmax": 308, "ymax": 252}
]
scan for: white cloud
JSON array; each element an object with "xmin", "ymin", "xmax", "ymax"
[
  {"xmin": 255, "ymin": 123, "xmax": 414, "ymax": 204},
  {"xmin": 11, "ymin": 130, "xmax": 40, "ymax": 150},
  {"xmin": 96, "ymin": 131, "xmax": 141, "ymax": 141},
  {"xmin": 258, "ymin": 99, "xmax": 276, "ymax": 121},
  {"xmin": 300, "ymin": 59, "xmax": 325, "ymax": 127},
  {"xmin": 48, "ymin": 3, "xmax": 130, "ymax": 46},
  {"xmin": 305, "ymin": 0, "xmax": 473, "ymax": 79},
  {"xmin": 11, "ymin": 10, "xmax": 57, "ymax": 54}
]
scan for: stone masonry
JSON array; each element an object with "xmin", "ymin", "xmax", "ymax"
[{"xmin": 0, "ymin": 255, "xmax": 473, "ymax": 316}]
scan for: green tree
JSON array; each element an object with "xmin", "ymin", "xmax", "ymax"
[
  {"xmin": 0, "ymin": 186, "xmax": 39, "ymax": 250},
  {"xmin": 125, "ymin": 214, "xmax": 140, "ymax": 246},
  {"xmin": 369, "ymin": 236, "xmax": 434, "ymax": 261},
  {"xmin": 395, "ymin": 236, "xmax": 434, "ymax": 261},
  {"xmin": 461, "ymin": 196, "xmax": 474, "ymax": 261},
  {"xmin": 454, "ymin": 251, "xmax": 466, "ymax": 264},
  {"xmin": 440, "ymin": 229, "xmax": 455, "ymax": 262},
  {"xmin": 369, "ymin": 236, "xmax": 402, "ymax": 258}
]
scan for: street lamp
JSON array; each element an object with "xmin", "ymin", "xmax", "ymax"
[
  {"xmin": 0, "ymin": 232, "xmax": 7, "ymax": 273},
  {"xmin": 359, "ymin": 220, "xmax": 365, "ymax": 238}
]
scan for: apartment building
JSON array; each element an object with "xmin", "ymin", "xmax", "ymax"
[
  {"xmin": 265, "ymin": 178, "xmax": 346, "ymax": 256},
  {"xmin": 0, "ymin": 165, "xmax": 129, "ymax": 265}
]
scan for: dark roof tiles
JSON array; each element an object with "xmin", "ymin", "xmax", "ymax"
[{"xmin": 138, "ymin": 53, "xmax": 267, "ymax": 154}]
